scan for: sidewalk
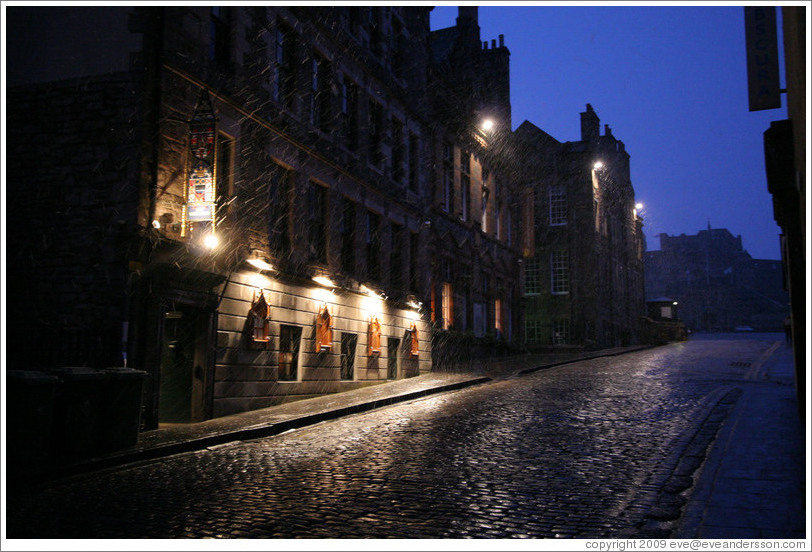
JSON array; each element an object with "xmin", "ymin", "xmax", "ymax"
[
  {"xmin": 676, "ymin": 342, "xmax": 807, "ymax": 539},
  {"xmin": 44, "ymin": 345, "xmax": 649, "ymax": 481}
]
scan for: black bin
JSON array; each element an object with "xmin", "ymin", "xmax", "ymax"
[
  {"xmin": 100, "ymin": 367, "xmax": 148, "ymax": 450},
  {"xmin": 6, "ymin": 370, "xmax": 61, "ymax": 473},
  {"xmin": 47, "ymin": 367, "xmax": 108, "ymax": 459}
]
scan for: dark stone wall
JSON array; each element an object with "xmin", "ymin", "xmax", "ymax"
[{"xmin": 6, "ymin": 74, "xmax": 145, "ymax": 369}]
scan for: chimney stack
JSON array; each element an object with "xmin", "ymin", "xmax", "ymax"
[{"xmin": 580, "ymin": 104, "xmax": 600, "ymax": 142}]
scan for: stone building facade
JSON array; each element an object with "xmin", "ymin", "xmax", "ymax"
[
  {"xmin": 6, "ymin": 6, "xmax": 529, "ymax": 427},
  {"xmin": 645, "ymin": 227, "xmax": 789, "ymax": 332},
  {"xmin": 427, "ymin": 8, "xmax": 524, "ymax": 365},
  {"xmin": 7, "ymin": 6, "xmax": 442, "ymax": 427},
  {"xmin": 514, "ymin": 105, "xmax": 646, "ymax": 350}
]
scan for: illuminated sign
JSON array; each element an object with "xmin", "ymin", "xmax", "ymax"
[{"xmin": 186, "ymin": 91, "xmax": 217, "ymax": 224}]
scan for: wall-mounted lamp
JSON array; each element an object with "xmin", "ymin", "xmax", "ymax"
[
  {"xmin": 247, "ymin": 257, "xmax": 274, "ymax": 272},
  {"xmin": 593, "ymin": 161, "xmax": 605, "ymax": 171},
  {"xmin": 313, "ymin": 275, "xmax": 335, "ymax": 288}
]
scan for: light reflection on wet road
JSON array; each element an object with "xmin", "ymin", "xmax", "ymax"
[{"xmin": 6, "ymin": 337, "xmax": 780, "ymax": 539}]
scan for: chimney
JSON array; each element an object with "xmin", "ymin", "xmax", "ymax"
[
  {"xmin": 457, "ymin": 6, "xmax": 478, "ymax": 26},
  {"xmin": 580, "ymin": 103, "xmax": 600, "ymax": 142}
]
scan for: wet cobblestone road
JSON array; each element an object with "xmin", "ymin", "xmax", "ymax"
[{"xmin": 6, "ymin": 338, "xmax": 780, "ymax": 539}]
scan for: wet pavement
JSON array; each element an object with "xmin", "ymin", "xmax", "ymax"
[{"xmin": 3, "ymin": 336, "xmax": 807, "ymax": 541}]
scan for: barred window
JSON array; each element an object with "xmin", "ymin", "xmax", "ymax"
[
  {"xmin": 553, "ymin": 319, "xmax": 570, "ymax": 345},
  {"xmin": 524, "ymin": 256, "xmax": 541, "ymax": 296},
  {"xmin": 551, "ymin": 250, "xmax": 570, "ymax": 294},
  {"xmin": 549, "ymin": 185, "xmax": 567, "ymax": 225}
]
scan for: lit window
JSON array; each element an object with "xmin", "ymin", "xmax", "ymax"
[
  {"xmin": 494, "ymin": 299, "xmax": 502, "ymax": 335},
  {"xmin": 442, "ymin": 282, "xmax": 453, "ymax": 330}
]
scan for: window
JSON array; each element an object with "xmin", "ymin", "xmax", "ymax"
[
  {"xmin": 551, "ymin": 250, "xmax": 570, "ymax": 294},
  {"xmin": 273, "ymin": 22, "xmax": 296, "ymax": 106},
  {"xmin": 525, "ymin": 256, "xmax": 541, "ymax": 295},
  {"xmin": 307, "ymin": 182, "xmax": 327, "ymax": 264},
  {"xmin": 279, "ymin": 325, "xmax": 301, "ymax": 381},
  {"xmin": 215, "ymin": 133, "xmax": 233, "ymax": 220},
  {"xmin": 481, "ymin": 187, "xmax": 489, "ymax": 233},
  {"xmin": 392, "ymin": 118, "xmax": 404, "ymax": 183},
  {"xmin": 550, "ymin": 185, "xmax": 567, "ymax": 225},
  {"xmin": 369, "ymin": 101, "xmax": 384, "ymax": 168},
  {"xmin": 390, "ymin": 223, "xmax": 404, "ymax": 290},
  {"xmin": 506, "ymin": 206, "xmax": 513, "ymax": 245},
  {"xmin": 442, "ymin": 142, "xmax": 454, "ymax": 213},
  {"xmin": 460, "ymin": 150, "xmax": 470, "ymax": 221},
  {"xmin": 408, "ymin": 132, "xmax": 419, "ymax": 192},
  {"xmin": 441, "ymin": 282, "xmax": 453, "ymax": 330},
  {"xmin": 409, "ymin": 232, "xmax": 419, "ymax": 292},
  {"xmin": 387, "ymin": 338, "xmax": 399, "ymax": 379},
  {"xmin": 341, "ymin": 197, "xmax": 356, "ymax": 275},
  {"xmin": 342, "ymin": 78, "xmax": 360, "ymax": 151},
  {"xmin": 340, "ymin": 333, "xmax": 357, "ymax": 380},
  {"xmin": 269, "ymin": 162, "xmax": 292, "ymax": 257},
  {"xmin": 494, "ymin": 299, "xmax": 502, "ymax": 335},
  {"xmin": 525, "ymin": 319, "xmax": 543, "ymax": 345},
  {"xmin": 473, "ymin": 302, "xmax": 486, "ymax": 338},
  {"xmin": 366, "ymin": 210, "xmax": 381, "ymax": 281},
  {"xmin": 310, "ymin": 54, "xmax": 331, "ymax": 132},
  {"xmin": 210, "ymin": 7, "xmax": 231, "ymax": 70},
  {"xmin": 391, "ymin": 18, "xmax": 404, "ymax": 78},
  {"xmin": 496, "ymin": 200, "xmax": 502, "ymax": 240},
  {"xmin": 553, "ymin": 319, "xmax": 570, "ymax": 345}
]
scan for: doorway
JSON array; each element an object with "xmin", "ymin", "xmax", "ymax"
[{"xmin": 159, "ymin": 305, "xmax": 210, "ymax": 423}]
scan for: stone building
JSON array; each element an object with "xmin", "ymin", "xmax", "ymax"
[
  {"xmin": 644, "ymin": 227, "xmax": 789, "ymax": 332},
  {"xmin": 514, "ymin": 105, "xmax": 646, "ymax": 350},
  {"xmin": 6, "ymin": 6, "xmax": 441, "ymax": 427},
  {"xmin": 758, "ymin": 6, "xmax": 806, "ymax": 413},
  {"xmin": 427, "ymin": 8, "xmax": 524, "ymax": 364},
  {"xmin": 6, "ymin": 6, "xmax": 529, "ymax": 428}
]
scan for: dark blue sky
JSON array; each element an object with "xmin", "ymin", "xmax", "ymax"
[{"xmin": 431, "ymin": 4, "xmax": 789, "ymax": 260}]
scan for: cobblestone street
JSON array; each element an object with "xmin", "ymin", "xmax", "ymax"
[{"xmin": 5, "ymin": 338, "xmax": 793, "ymax": 539}]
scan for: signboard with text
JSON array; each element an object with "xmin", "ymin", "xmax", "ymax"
[
  {"xmin": 744, "ymin": 6, "xmax": 782, "ymax": 111},
  {"xmin": 186, "ymin": 91, "xmax": 217, "ymax": 224}
]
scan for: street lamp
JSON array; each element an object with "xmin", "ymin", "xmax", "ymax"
[{"xmin": 593, "ymin": 161, "xmax": 604, "ymax": 171}]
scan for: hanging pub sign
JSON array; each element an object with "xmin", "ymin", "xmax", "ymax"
[{"xmin": 186, "ymin": 90, "xmax": 217, "ymax": 224}]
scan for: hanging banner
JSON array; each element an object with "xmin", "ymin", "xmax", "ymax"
[{"xmin": 187, "ymin": 91, "xmax": 217, "ymax": 222}]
